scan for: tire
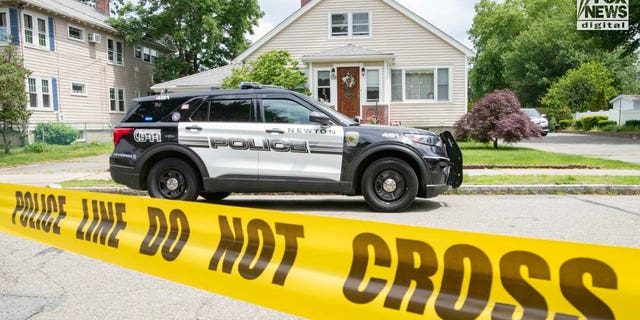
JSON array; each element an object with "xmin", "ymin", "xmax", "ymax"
[
  {"xmin": 361, "ymin": 157, "xmax": 419, "ymax": 212},
  {"xmin": 200, "ymin": 192, "xmax": 231, "ymax": 202},
  {"xmin": 147, "ymin": 158, "xmax": 201, "ymax": 201}
]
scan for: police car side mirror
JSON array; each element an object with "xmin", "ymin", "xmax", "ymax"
[
  {"xmin": 310, "ymin": 111, "xmax": 332, "ymax": 126},
  {"xmin": 353, "ymin": 116, "xmax": 362, "ymax": 124}
]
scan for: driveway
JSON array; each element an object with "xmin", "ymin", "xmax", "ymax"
[{"xmin": 517, "ymin": 133, "xmax": 640, "ymax": 164}]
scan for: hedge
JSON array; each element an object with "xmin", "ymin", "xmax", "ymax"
[{"xmin": 580, "ymin": 115, "xmax": 608, "ymax": 130}]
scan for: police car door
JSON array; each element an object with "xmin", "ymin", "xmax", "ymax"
[
  {"xmin": 179, "ymin": 97, "xmax": 259, "ymax": 181},
  {"xmin": 256, "ymin": 97, "xmax": 344, "ymax": 182}
]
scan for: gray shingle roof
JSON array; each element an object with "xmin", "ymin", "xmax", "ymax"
[
  {"xmin": 150, "ymin": 64, "xmax": 235, "ymax": 91},
  {"xmin": 22, "ymin": 0, "xmax": 115, "ymax": 32}
]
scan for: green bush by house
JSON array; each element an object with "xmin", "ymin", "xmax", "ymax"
[
  {"xmin": 558, "ymin": 119, "xmax": 575, "ymax": 130},
  {"xmin": 597, "ymin": 120, "xmax": 617, "ymax": 128},
  {"xmin": 580, "ymin": 115, "xmax": 608, "ymax": 130},
  {"xmin": 34, "ymin": 123, "xmax": 79, "ymax": 145}
]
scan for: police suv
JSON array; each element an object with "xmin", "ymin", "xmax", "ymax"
[{"xmin": 110, "ymin": 83, "xmax": 462, "ymax": 212}]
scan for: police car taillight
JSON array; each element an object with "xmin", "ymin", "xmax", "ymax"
[{"xmin": 113, "ymin": 128, "xmax": 134, "ymax": 145}]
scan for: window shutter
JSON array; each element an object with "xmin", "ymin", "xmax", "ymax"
[
  {"xmin": 52, "ymin": 77, "xmax": 59, "ymax": 111},
  {"xmin": 48, "ymin": 17, "xmax": 55, "ymax": 51},
  {"xmin": 9, "ymin": 8, "xmax": 19, "ymax": 45}
]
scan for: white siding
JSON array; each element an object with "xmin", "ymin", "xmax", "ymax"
[
  {"xmin": 12, "ymin": 6, "xmax": 156, "ymax": 128},
  {"xmin": 243, "ymin": 0, "xmax": 468, "ymax": 128}
]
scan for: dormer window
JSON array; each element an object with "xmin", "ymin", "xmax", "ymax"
[{"xmin": 330, "ymin": 12, "xmax": 370, "ymax": 38}]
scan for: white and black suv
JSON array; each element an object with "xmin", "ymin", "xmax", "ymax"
[{"xmin": 110, "ymin": 84, "xmax": 462, "ymax": 212}]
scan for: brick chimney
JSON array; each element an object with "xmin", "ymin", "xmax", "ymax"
[
  {"xmin": 95, "ymin": 0, "xmax": 110, "ymax": 16},
  {"xmin": 301, "ymin": 0, "xmax": 312, "ymax": 7}
]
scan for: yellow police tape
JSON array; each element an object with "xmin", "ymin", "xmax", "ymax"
[{"xmin": 0, "ymin": 182, "xmax": 638, "ymax": 319}]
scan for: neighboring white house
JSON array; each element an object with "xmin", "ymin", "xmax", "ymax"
[
  {"xmin": 574, "ymin": 95, "xmax": 640, "ymax": 125},
  {"xmin": 152, "ymin": 0, "xmax": 474, "ymax": 129},
  {"xmin": 0, "ymin": 0, "xmax": 160, "ymax": 140},
  {"xmin": 610, "ymin": 95, "xmax": 640, "ymax": 111}
]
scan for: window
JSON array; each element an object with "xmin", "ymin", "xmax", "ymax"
[
  {"xmin": 108, "ymin": 38, "xmax": 123, "ymax": 65},
  {"xmin": 68, "ymin": 25, "xmax": 84, "ymax": 41},
  {"xmin": 191, "ymin": 100, "xmax": 251, "ymax": 122},
  {"xmin": 109, "ymin": 88, "xmax": 125, "ymax": 112},
  {"xmin": 437, "ymin": 68, "xmax": 449, "ymax": 101},
  {"xmin": 117, "ymin": 88, "xmax": 125, "ymax": 112},
  {"xmin": 27, "ymin": 77, "xmax": 54, "ymax": 109},
  {"xmin": 134, "ymin": 46, "xmax": 142, "ymax": 59},
  {"xmin": 71, "ymin": 82, "xmax": 87, "ymax": 95},
  {"xmin": 391, "ymin": 67, "xmax": 451, "ymax": 102},
  {"xmin": 391, "ymin": 69, "xmax": 403, "ymax": 102},
  {"xmin": 365, "ymin": 69, "xmax": 380, "ymax": 102},
  {"xmin": 352, "ymin": 13, "xmax": 370, "ymax": 36},
  {"xmin": 406, "ymin": 70, "xmax": 434, "ymax": 100},
  {"xmin": 263, "ymin": 99, "xmax": 311, "ymax": 124},
  {"xmin": 143, "ymin": 47, "xmax": 150, "ymax": 62},
  {"xmin": 0, "ymin": 11, "xmax": 8, "ymax": 43},
  {"xmin": 23, "ymin": 14, "xmax": 33, "ymax": 44},
  {"xmin": 116, "ymin": 41, "xmax": 123, "ymax": 64},
  {"xmin": 150, "ymin": 49, "xmax": 157, "ymax": 64},
  {"xmin": 28, "ymin": 78, "xmax": 37, "ymax": 108},
  {"xmin": 331, "ymin": 14, "xmax": 348, "ymax": 37},
  {"xmin": 37, "ymin": 17, "xmax": 46, "ymax": 47},
  {"xmin": 317, "ymin": 70, "xmax": 332, "ymax": 103},
  {"xmin": 330, "ymin": 12, "xmax": 370, "ymax": 37},
  {"xmin": 41, "ymin": 79, "xmax": 50, "ymax": 108}
]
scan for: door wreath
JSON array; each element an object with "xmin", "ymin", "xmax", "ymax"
[{"xmin": 341, "ymin": 72, "xmax": 356, "ymax": 98}]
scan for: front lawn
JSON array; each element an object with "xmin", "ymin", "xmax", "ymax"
[
  {"xmin": 464, "ymin": 175, "xmax": 640, "ymax": 185},
  {"xmin": 0, "ymin": 142, "xmax": 113, "ymax": 167},
  {"xmin": 459, "ymin": 142, "xmax": 640, "ymax": 169}
]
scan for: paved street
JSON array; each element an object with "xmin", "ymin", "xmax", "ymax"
[
  {"xmin": 1, "ymin": 194, "xmax": 638, "ymax": 319},
  {"xmin": 518, "ymin": 133, "xmax": 640, "ymax": 164}
]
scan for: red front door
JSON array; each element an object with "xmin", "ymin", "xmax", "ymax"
[{"xmin": 337, "ymin": 67, "xmax": 360, "ymax": 118}]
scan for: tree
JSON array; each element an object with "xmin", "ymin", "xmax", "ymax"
[
  {"xmin": 221, "ymin": 50, "xmax": 307, "ymax": 90},
  {"xmin": 110, "ymin": 0, "xmax": 263, "ymax": 82},
  {"xmin": 454, "ymin": 89, "xmax": 541, "ymax": 149},
  {"xmin": 580, "ymin": 0, "xmax": 640, "ymax": 56},
  {"xmin": 541, "ymin": 61, "xmax": 618, "ymax": 114},
  {"xmin": 0, "ymin": 40, "xmax": 32, "ymax": 154}
]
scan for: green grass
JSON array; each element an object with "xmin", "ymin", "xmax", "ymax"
[
  {"xmin": 61, "ymin": 179, "xmax": 122, "ymax": 187},
  {"xmin": 459, "ymin": 142, "xmax": 640, "ymax": 169},
  {"xmin": 0, "ymin": 142, "xmax": 113, "ymax": 167},
  {"xmin": 464, "ymin": 175, "xmax": 640, "ymax": 185}
]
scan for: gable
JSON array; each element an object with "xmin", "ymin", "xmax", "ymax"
[{"xmin": 236, "ymin": 0, "xmax": 473, "ymax": 64}]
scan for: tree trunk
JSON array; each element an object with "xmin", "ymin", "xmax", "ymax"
[
  {"xmin": 2, "ymin": 121, "xmax": 10, "ymax": 154},
  {"xmin": 493, "ymin": 138, "xmax": 499, "ymax": 149}
]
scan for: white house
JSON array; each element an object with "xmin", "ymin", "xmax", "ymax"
[
  {"xmin": 609, "ymin": 95, "xmax": 640, "ymax": 111},
  {"xmin": 153, "ymin": 0, "xmax": 474, "ymax": 129},
  {"xmin": 0, "ymin": 0, "xmax": 161, "ymax": 139}
]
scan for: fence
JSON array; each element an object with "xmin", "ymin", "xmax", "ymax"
[
  {"xmin": 574, "ymin": 109, "xmax": 640, "ymax": 125},
  {"xmin": 28, "ymin": 122, "xmax": 116, "ymax": 145}
]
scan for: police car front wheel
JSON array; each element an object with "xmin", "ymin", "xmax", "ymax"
[
  {"xmin": 362, "ymin": 158, "xmax": 418, "ymax": 212},
  {"xmin": 147, "ymin": 158, "xmax": 201, "ymax": 201}
]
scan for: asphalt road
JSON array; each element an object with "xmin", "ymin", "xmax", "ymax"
[
  {"xmin": 1, "ymin": 194, "xmax": 638, "ymax": 320},
  {"xmin": 518, "ymin": 133, "xmax": 640, "ymax": 164}
]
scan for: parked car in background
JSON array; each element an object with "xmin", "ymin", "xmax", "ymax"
[{"xmin": 522, "ymin": 108, "xmax": 549, "ymax": 136}]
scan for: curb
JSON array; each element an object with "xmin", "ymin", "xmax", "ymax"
[{"xmin": 64, "ymin": 185, "xmax": 640, "ymax": 196}]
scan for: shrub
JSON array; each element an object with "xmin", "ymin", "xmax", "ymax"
[
  {"xmin": 600, "ymin": 124, "xmax": 618, "ymax": 132},
  {"xmin": 625, "ymin": 120, "xmax": 640, "ymax": 129},
  {"xmin": 33, "ymin": 123, "xmax": 79, "ymax": 145},
  {"xmin": 453, "ymin": 89, "xmax": 541, "ymax": 148},
  {"xmin": 558, "ymin": 119, "xmax": 575, "ymax": 130},
  {"xmin": 575, "ymin": 120, "xmax": 583, "ymax": 130},
  {"xmin": 24, "ymin": 141, "xmax": 48, "ymax": 153},
  {"xmin": 597, "ymin": 120, "xmax": 617, "ymax": 128},
  {"xmin": 580, "ymin": 115, "xmax": 608, "ymax": 130}
]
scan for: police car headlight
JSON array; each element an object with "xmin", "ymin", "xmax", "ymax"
[{"xmin": 404, "ymin": 134, "xmax": 443, "ymax": 147}]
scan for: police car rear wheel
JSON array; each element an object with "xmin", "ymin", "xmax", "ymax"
[
  {"xmin": 362, "ymin": 158, "xmax": 418, "ymax": 212},
  {"xmin": 148, "ymin": 158, "xmax": 200, "ymax": 201},
  {"xmin": 200, "ymin": 192, "xmax": 231, "ymax": 202}
]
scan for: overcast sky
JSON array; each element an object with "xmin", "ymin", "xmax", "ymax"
[{"xmin": 249, "ymin": 0, "xmax": 479, "ymax": 50}]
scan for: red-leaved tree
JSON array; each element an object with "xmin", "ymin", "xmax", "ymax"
[{"xmin": 454, "ymin": 89, "xmax": 541, "ymax": 148}]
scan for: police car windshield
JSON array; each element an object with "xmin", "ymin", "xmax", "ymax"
[{"xmin": 315, "ymin": 102, "xmax": 356, "ymax": 126}]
